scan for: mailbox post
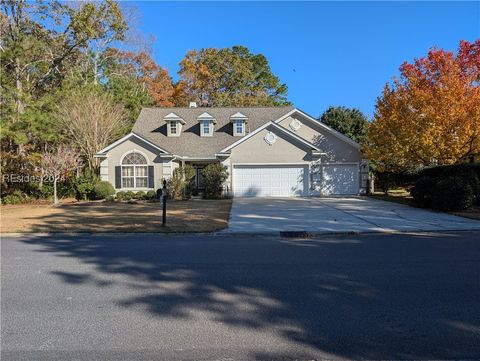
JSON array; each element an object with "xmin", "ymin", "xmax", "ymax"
[{"xmin": 161, "ymin": 179, "xmax": 167, "ymax": 226}]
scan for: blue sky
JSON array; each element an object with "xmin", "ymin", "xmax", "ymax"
[{"xmin": 135, "ymin": 1, "xmax": 479, "ymax": 118}]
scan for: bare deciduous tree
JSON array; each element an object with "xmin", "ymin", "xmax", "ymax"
[
  {"xmin": 41, "ymin": 145, "xmax": 82, "ymax": 204},
  {"xmin": 57, "ymin": 94, "xmax": 127, "ymax": 171}
]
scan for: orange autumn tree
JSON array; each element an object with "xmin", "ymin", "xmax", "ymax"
[
  {"xmin": 105, "ymin": 48, "xmax": 175, "ymax": 107},
  {"xmin": 366, "ymin": 40, "xmax": 480, "ymax": 172}
]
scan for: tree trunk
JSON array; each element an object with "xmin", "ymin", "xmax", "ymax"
[
  {"xmin": 15, "ymin": 57, "xmax": 24, "ymax": 115},
  {"xmin": 53, "ymin": 177, "xmax": 58, "ymax": 205}
]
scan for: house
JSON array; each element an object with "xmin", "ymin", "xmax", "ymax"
[{"xmin": 95, "ymin": 104, "xmax": 369, "ymax": 197}]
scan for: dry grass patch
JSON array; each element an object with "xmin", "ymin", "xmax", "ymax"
[
  {"xmin": 1, "ymin": 199, "xmax": 232, "ymax": 233},
  {"xmin": 369, "ymin": 189, "xmax": 414, "ymax": 207}
]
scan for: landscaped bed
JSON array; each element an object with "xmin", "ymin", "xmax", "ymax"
[{"xmin": 0, "ymin": 199, "xmax": 232, "ymax": 233}]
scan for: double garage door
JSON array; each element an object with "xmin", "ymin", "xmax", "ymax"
[{"xmin": 233, "ymin": 164, "xmax": 359, "ymax": 197}]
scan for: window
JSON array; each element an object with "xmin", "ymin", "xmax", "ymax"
[
  {"xmin": 170, "ymin": 121, "xmax": 177, "ymax": 134},
  {"xmin": 202, "ymin": 120, "xmax": 210, "ymax": 135},
  {"xmin": 235, "ymin": 119, "xmax": 244, "ymax": 134},
  {"xmin": 121, "ymin": 152, "xmax": 148, "ymax": 188}
]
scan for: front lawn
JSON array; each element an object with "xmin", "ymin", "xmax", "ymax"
[{"xmin": 0, "ymin": 199, "xmax": 232, "ymax": 233}]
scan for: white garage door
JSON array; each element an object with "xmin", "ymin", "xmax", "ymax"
[
  {"xmin": 320, "ymin": 164, "xmax": 359, "ymax": 195},
  {"xmin": 233, "ymin": 165, "xmax": 308, "ymax": 197}
]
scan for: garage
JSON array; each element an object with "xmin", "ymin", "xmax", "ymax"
[
  {"xmin": 233, "ymin": 165, "xmax": 308, "ymax": 197},
  {"xmin": 320, "ymin": 164, "xmax": 359, "ymax": 195}
]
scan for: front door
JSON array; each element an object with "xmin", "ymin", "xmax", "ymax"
[{"xmin": 196, "ymin": 166, "xmax": 205, "ymax": 190}]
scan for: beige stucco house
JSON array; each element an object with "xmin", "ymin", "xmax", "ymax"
[{"xmin": 95, "ymin": 105, "xmax": 369, "ymax": 197}]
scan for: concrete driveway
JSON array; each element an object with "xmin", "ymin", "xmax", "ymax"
[{"xmin": 224, "ymin": 197, "xmax": 480, "ymax": 234}]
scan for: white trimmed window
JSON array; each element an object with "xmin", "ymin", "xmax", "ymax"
[
  {"xmin": 234, "ymin": 119, "xmax": 245, "ymax": 136},
  {"xmin": 121, "ymin": 152, "xmax": 148, "ymax": 188},
  {"xmin": 170, "ymin": 121, "xmax": 177, "ymax": 135},
  {"xmin": 202, "ymin": 120, "xmax": 211, "ymax": 135}
]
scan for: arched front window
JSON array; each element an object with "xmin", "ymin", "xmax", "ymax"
[{"xmin": 121, "ymin": 152, "xmax": 148, "ymax": 188}]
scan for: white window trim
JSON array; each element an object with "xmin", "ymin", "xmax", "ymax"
[
  {"xmin": 233, "ymin": 119, "xmax": 245, "ymax": 136},
  {"xmin": 201, "ymin": 119, "xmax": 213, "ymax": 137},
  {"xmin": 170, "ymin": 121, "xmax": 177, "ymax": 134},
  {"xmin": 119, "ymin": 150, "xmax": 152, "ymax": 190}
]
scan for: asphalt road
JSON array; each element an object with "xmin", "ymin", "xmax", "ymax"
[{"xmin": 2, "ymin": 232, "xmax": 480, "ymax": 360}]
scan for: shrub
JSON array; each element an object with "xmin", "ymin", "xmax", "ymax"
[
  {"xmin": 74, "ymin": 174, "xmax": 98, "ymax": 200},
  {"xmin": 374, "ymin": 170, "xmax": 415, "ymax": 194},
  {"xmin": 134, "ymin": 191, "xmax": 146, "ymax": 200},
  {"xmin": 125, "ymin": 191, "xmax": 135, "ymax": 200},
  {"xmin": 30, "ymin": 182, "xmax": 53, "ymax": 200},
  {"xmin": 93, "ymin": 181, "xmax": 115, "ymax": 200},
  {"xmin": 411, "ymin": 176, "xmax": 436, "ymax": 208},
  {"xmin": 432, "ymin": 177, "xmax": 475, "ymax": 211},
  {"xmin": 452, "ymin": 168, "xmax": 479, "ymax": 203},
  {"xmin": 146, "ymin": 190, "xmax": 156, "ymax": 200},
  {"xmin": 2, "ymin": 190, "xmax": 29, "ymax": 205},
  {"xmin": 105, "ymin": 195, "xmax": 115, "ymax": 203},
  {"xmin": 167, "ymin": 164, "xmax": 196, "ymax": 200},
  {"xmin": 416, "ymin": 163, "xmax": 480, "ymax": 181},
  {"xmin": 412, "ymin": 164, "xmax": 480, "ymax": 208},
  {"xmin": 115, "ymin": 191, "xmax": 127, "ymax": 201},
  {"xmin": 202, "ymin": 163, "xmax": 228, "ymax": 199}
]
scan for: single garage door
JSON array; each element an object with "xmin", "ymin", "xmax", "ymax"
[
  {"xmin": 233, "ymin": 165, "xmax": 308, "ymax": 197},
  {"xmin": 320, "ymin": 164, "xmax": 359, "ymax": 195}
]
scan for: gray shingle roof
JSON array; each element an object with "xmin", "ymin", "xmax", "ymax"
[{"xmin": 132, "ymin": 106, "xmax": 295, "ymax": 158}]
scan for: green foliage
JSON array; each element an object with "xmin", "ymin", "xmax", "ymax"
[
  {"xmin": 167, "ymin": 164, "xmax": 196, "ymax": 200},
  {"xmin": 125, "ymin": 191, "xmax": 135, "ymax": 200},
  {"xmin": 373, "ymin": 170, "xmax": 415, "ymax": 194},
  {"xmin": 2, "ymin": 190, "xmax": 30, "ymax": 205},
  {"xmin": 178, "ymin": 45, "xmax": 290, "ymax": 106},
  {"xmin": 115, "ymin": 191, "xmax": 127, "ymax": 201},
  {"xmin": 74, "ymin": 173, "xmax": 98, "ymax": 201},
  {"xmin": 105, "ymin": 195, "xmax": 115, "ymax": 203},
  {"xmin": 411, "ymin": 176, "xmax": 436, "ymax": 208},
  {"xmin": 320, "ymin": 106, "xmax": 369, "ymax": 144},
  {"xmin": 93, "ymin": 181, "xmax": 115, "ymax": 200},
  {"xmin": 202, "ymin": 164, "xmax": 228, "ymax": 199},
  {"xmin": 146, "ymin": 190, "xmax": 157, "ymax": 200},
  {"xmin": 411, "ymin": 164, "xmax": 480, "ymax": 209},
  {"xmin": 134, "ymin": 191, "xmax": 146, "ymax": 200},
  {"xmin": 432, "ymin": 177, "xmax": 475, "ymax": 211}
]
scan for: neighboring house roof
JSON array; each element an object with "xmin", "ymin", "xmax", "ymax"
[{"xmin": 132, "ymin": 106, "xmax": 294, "ymax": 157}]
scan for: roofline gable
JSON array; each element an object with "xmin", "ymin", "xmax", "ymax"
[
  {"xmin": 219, "ymin": 121, "xmax": 321, "ymax": 153},
  {"xmin": 274, "ymin": 108, "xmax": 361, "ymax": 149},
  {"xmin": 95, "ymin": 132, "xmax": 170, "ymax": 155},
  {"xmin": 164, "ymin": 112, "xmax": 186, "ymax": 124}
]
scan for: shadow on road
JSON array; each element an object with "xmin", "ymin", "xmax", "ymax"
[{"xmin": 21, "ymin": 232, "xmax": 480, "ymax": 359}]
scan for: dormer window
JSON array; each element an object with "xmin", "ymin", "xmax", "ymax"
[
  {"xmin": 202, "ymin": 120, "xmax": 211, "ymax": 135},
  {"xmin": 198, "ymin": 112, "xmax": 216, "ymax": 137},
  {"xmin": 164, "ymin": 112, "xmax": 185, "ymax": 137},
  {"xmin": 230, "ymin": 112, "xmax": 248, "ymax": 136},
  {"xmin": 170, "ymin": 121, "xmax": 177, "ymax": 134},
  {"xmin": 235, "ymin": 119, "xmax": 244, "ymax": 135}
]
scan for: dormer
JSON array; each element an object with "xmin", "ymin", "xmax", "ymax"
[
  {"xmin": 164, "ymin": 112, "xmax": 185, "ymax": 137},
  {"xmin": 198, "ymin": 112, "xmax": 216, "ymax": 137},
  {"xmin": 230, "ymin": 112, "xmax": 248, "ymax": 136}
]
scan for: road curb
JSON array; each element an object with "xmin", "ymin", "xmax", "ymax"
[
  {"xmin": 2, "ymin": 229, "xmax": 480, "ymax": 239},
  {"xmin": 215, "ymin": 228, "xmax": 480, "ymax": 238}
]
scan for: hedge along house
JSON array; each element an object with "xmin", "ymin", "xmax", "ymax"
[{"xmin": 95, "ymin": 104, "xmax": 369, "ymax": 197}]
